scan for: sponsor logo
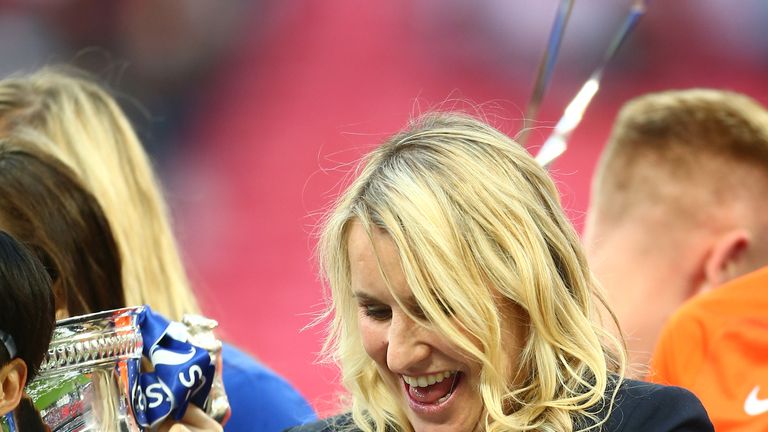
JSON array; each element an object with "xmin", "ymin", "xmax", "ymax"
[
  {"xmin": 150, "ymin": 346, "xmax": 197, "ymax": 366},
  {"xmin": 745, "ymin": 386, "xmax": 768, "ymax": 416}
]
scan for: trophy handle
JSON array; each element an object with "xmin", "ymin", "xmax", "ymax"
[{"xmin": 181, "ymin": 314, "xmax": 231, "ymax": 425}]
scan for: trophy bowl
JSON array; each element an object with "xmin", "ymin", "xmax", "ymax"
[{"xmin": 2, "ymin": 307, "xmax": 144, "ymax": 432}]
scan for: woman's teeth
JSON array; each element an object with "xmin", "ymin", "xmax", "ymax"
[{"xmin": 402, "ymin": 371, "xmax": 454, "ymax": 388}]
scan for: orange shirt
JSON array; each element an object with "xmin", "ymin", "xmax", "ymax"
[{"xmin": 649, "ymin": 266, "xmax": 768, "ymax": 431}]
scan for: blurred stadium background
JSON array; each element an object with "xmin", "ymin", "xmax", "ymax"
[{"xmin": 2, "ymin": 0, "xmax": 767, "ymax": 415}]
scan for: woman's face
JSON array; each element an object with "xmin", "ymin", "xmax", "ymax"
[{"xmin": 347, "ymin": 222, "xmax": 523, "ymax": 432}]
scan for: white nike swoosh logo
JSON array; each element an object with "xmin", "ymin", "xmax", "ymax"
[{"xmin": 745, "ymin": 386, "xmax": 768, "ymax": 416}]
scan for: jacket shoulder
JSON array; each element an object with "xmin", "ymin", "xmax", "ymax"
[
  {"xmin": 602, "ymin": 379, "xmax": 714, "ymax": 431},
  {"xmin": 286, "ymin": 380, "xmax": 714, "ymax": 432}
]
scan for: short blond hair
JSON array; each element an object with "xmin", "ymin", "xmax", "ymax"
[
  {"xmin": 592, "ymin": 89, "xmax": 768, "ymax": 225},
  {"xmin": 0, "ymin": 67, "xmax": 199, "ymax": 319},
  {"xmin": 318, "ymin": 113, "xmax": 624, "ymax": 431}
]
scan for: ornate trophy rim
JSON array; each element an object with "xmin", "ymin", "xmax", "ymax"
[{"xmin": 38, "ymin": 306, "xmax": 145, "ymax": 376}]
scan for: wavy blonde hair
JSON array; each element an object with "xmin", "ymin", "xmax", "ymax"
[
  {"xmin": 0, "ymin": 67, "xmax": 199, "ymax": 319},
  {"xmin": 318, "ymin": 113, "xmax": 625, "ymax": 431}
]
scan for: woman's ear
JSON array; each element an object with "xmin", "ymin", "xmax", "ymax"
[
  {"xmin": 700, "ymin": 229, "xmax": 751, "ymax": 294},
  {"xmin": 0, "ymin": 358, "xmax": 28, "ymax": 416},
  {"xmin": 52, "ymin": 278, "xmax": 68, "ymax": 320}
]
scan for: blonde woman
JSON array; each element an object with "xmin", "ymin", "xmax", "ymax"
[
  {"xmin": 0, "ymin": 68, "xmax": 316, "ymax": 431},
  {"xmin": 292, "ymin": 113, "xmax": 713, "ymax": 431}
]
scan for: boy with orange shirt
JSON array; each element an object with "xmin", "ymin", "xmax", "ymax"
[
  {"xmin": 650, "ymin": 266, "xmax": 768, "ymax": 431},
  {"xmin": 585, "ymin": 88, "xmax": 768, "ymax": 429}
]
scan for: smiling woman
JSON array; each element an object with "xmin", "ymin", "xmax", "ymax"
[
  {"xmin": 345, "ymin": 220, "xmax": 526, "ymax": 431},
  {"xmin": 291, "ymin": 113, "xmax": 714, "ymax": 432}
]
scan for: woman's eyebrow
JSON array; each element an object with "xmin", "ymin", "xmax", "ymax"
[
  {"xmin": 352, "ymin": 292, "xmax": 380, "ymax": 303},
  {"xmin": 352, "ymin": 291, "xmax": 419, "ymax": 309}
]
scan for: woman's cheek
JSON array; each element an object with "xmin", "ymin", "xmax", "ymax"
[{"xmin": 358, "ymin": 317, "xmax": 389, "ymax": 366}]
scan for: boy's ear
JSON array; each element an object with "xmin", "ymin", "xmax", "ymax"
[
  {"xmin": 0, "ymin": 358, "xmax": 27, "ymax": 416},
  {"xmin": 698, "ymin": 229, "xmax": 751, "ymax": 294}
]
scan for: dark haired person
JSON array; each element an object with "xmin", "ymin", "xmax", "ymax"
[{"xmin": 0, "ymin": 230, "xmax": 55, "ymax": 416}]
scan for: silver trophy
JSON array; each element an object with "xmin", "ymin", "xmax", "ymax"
[
  {"xmin": 2, "ymin": 307, "xmax": 144, "ymax": 431},
  {"xmin": 1, "ymin": 307, "xmax": 229, "ymax": 431}
]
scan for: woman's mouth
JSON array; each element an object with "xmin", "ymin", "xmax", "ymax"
[{"xmin": 402, "ymin": 371, "xmax": 462, "ymax": 411}]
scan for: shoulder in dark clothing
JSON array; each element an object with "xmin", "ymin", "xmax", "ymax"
[
  {"xmin": 288, "ymin": 378, "xmax": 713, "ymax": 432},
  {"xmin": 594, "ymin": 378, "xmax": 714, "ymax": 432}
]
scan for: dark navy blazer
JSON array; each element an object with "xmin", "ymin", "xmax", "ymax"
[{"xmin": 286, "ymin": 378, "xmax": 713, "ymax": 431}]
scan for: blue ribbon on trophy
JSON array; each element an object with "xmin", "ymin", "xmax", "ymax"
[
  {"xmin": 1, "ymin": 306, "xmax": 227, "ymax": 431},
  {"xmin": 131, "ymin": 307, "xmax": 215, "ymax": 428}
]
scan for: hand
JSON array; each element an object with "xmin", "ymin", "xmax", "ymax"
[{"xmin": 157, "ymin": 405, "xmax": 223, "ymax": 432}]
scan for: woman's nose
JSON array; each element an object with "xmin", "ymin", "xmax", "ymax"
[{"xmin": 386, "ymin": 313, "xmax": 432, "ymax": 374}]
